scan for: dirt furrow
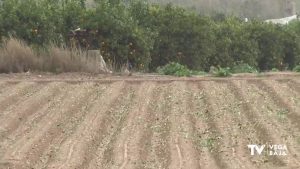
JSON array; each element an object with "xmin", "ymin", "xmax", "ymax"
[
  {"xmin": 0, "ymin": 81, "xmax": 8, "ymax": 91},
  {"xmin": 0, "ymin": 82, "xmax": 42, "ymax": 114},
  {"xmin": 135, "ymin": 85, "xmax": 166, "ymax": 169},
  {"xmin": 32, "ymin": 83, "xmax": 108, "ymax": 169},
  {"xmin": 260, "ymin": 80, "xmax": 300, "ymax": 166},
  {"xmin": 202, "ymin": 81, "xmax": 258, "ymax": 168},
  {"xmin": 46, "ymin": 82, "xmax": 125, "ymax": 169},
  {"xmin": 185, "ymin": 82, "xmax": 221, "ymax": 169},
  {"xmin": 0, "ymin": 83, "xmax": 92, "ymax": 168},
  {"xmin": 264, "ymin": 80, "xmax": 300, "ymax": 115},
  {"xmin": 293, "ymin": 79, "xmax": 300, "ymax": 84},
  {"xmin": 0, "ymin": 74, "xmax": 298, "ymax": 169},
  {"xmin": 0, "ymin": 82, "xmax": 71, "ymax": 159},
  {"xmin": 245, "ymin": 80, "xmax": 300, "ymax": 167},
  {"xmin": 201, "ymin": 81, "xmax": 254, "ymax": 169},
  {"xmin": 233, "ymin": 80, "xmax": 297, "ymax": 167},
  {"xmin": 86, "ymin": 84, "xmax": 138, "ymax": 169},
  {"xmin": 277, "ymin": 79, "xmax": 300, "ymax": 94},
  {"xmin": 133, "ymin": 86, "xmax": 164, "ymax": 169},
  {"xmin": 0, "ymin": 82, "xmax": 18, "ymax": 97},
  {"xmin": 141, "ymin": 83, "xmax": 172, "ymax": 169},
  {"xmin": 251, "ymin": 80, "xmax": 300, "ymax": 130},
  {"xmin": 197, "ymin": 81, "xmax": 238, "ymax": 169},
  {"xmin": 119, "ymin": 83, "xmax": 157, "ymax": 169},
  {"xmin": 0, "ymin": 82, "xmax": 65, "ymax": 141},
  {"xmin": 162, "ymin": 82, "xmax": 199, "ymax": 169},
  {"xmin": 168, "ymin": 82, "xmax": 184, "ymax": 169},
  {"xmin": 226, "ymin": 81, "xmax": 282, "ymax": 168},
  {"xmin": 90, "ymin": 84, "xmax": 158, "ymax": 169},
  {"xmin": 227, "ymin": 80, "xmax": 295, "ymax": 168},
  {"xmin": 94, "ymin": 82, "xmax": 155, "ymax": 169}
]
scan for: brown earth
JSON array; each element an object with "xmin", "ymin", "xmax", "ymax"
[{"xmin": 0, "ymin": 72, "xmax": 299, "ymax": 169}]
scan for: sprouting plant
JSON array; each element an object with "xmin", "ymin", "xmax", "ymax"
[
  {"xmin": 212, "ymin": 66, "xmax": 232, "ymax": 77},
  {"xmin": 157, "ymin": 62, "xmax": 192, "ymax": 77},
  {"xmin": 200, "ymin": 137, "xmax": 215, "ymax": 150},
  {"xmin": 277, "ymin": 109, "xmax": 288, "ymax": 121}
]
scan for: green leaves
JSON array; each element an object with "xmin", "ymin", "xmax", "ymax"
[
  {"xmin": 232, "ymin": 62, "xmax": 258, "ymax": 73},
  {"xmin": 0, "ymin": 0, "xmax": 300, "ymax": 72},
  {"xmin": 157, "ymin": 62, "xmax": 192, "ymax": 77},
  {"xmin": 293, "ymin": 65, "xmax": 300, "ymax": 72},
  {"xmin": 212, "ymin": 66, "xmax": 232, "ymax": 77}
]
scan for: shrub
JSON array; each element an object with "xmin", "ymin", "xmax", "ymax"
[
  {"xmin": 1, "ymin": 0, "xmax": 300, "ymax": 72},
  {"xmin": 212, "ymin": 66, "xmax": 232, "ymax": 77},
  {"xmin": 293, "ymin": 65, "xmax": 300, "ymax": 72},
  {"xmin": 271, "ymin": 68, "xmax": 280, "ymax": 72},
  {"xmin": 0, "ymin": 0, "xmax": 152, "ymax": 71},
  {"xmin": 232, "ymin": 62, "xmax": 258, "ymax": 73},
  {"xmin": 191, "ymin": 70, "xmax": 207, "ymax": 76},
  {"xmin": 157, "ymin": 62, "xmax": 191, "ymax": 76}
]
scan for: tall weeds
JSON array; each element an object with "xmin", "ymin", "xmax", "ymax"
[{"xmin": 0, "ymin": 38, "xmax": 108, "ymax": 74}]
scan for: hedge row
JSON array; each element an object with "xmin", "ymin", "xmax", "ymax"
[{"xmin": 0, "ymin": 0, "xmax": 300, "ymax": 71}]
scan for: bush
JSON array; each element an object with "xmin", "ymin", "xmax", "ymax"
[
  {"xmin": 1, "ymin": 0, "xmax": 300, "ymax": 72},
  {"xmin": 212, "ymin": 66, "xmax": 232, "ymax": 77},
  {"xmin": 232, "ymin": 62, "xmax": 258, "ymax": 73},
  {"xmin": 271, "ymin": 68, "xmax": 280, "ymax": 72},
  {"xmin": 191, "ymin": 70, "xmax": 207, "ymax": 76},
  {"xmin": 157, "ymin": 62, "xmax": 191, "ymax": 76},
  {"xmin": 293, "ymin": 65, "xmax": 300, "ymax": 72}
]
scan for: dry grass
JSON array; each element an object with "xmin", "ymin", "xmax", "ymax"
[
  {"xmin": 0, "ymin": 38, "xmax": 39, "ymax": 73},
  {"xmin": 0, "ymin": 38, "xmax": 108, "ymax": 74}
]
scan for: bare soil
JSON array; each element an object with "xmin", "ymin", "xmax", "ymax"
[{"xmin": 0, "ymin": 72, "xmax": 299, "ymax": 169}]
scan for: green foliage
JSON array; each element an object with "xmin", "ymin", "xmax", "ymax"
[
  {"xmin": 271, "ymin": 68, "xmax": 280, "ymax": 72},
  {"xmin": 212, "ymin": 66, "xmax": 232, "ymax": 77},
  {"xmin": 247, "ymin": 22, "xmax": 300, "ymax": 70},
  {"xmin": 0, "ymin": 0, "xmax": 153, "ymax": 71},
  {"xmin": 293, "ymin": 65, "xmax": 300, "ymax": 72},
  {"xmin": 0, "ymin": 0, "xmax": 85, "ymax": 44},
  {"xmin": 157, "ymin": 62, "xmax": 192, "ymax": 76},
  {"xmin": 211, "ymin": 18, "xmax": 259, "ymax": 69},
  {"xmin": 147, "ymin": 0, "xmax": 300, "ymax": 20},
  {"xmin": 82, "ymin": 0, "xmax": 153, "ymax": 70},
  {"xmin": 277, "ymin": 109, "xmax": 288, "ymax": 121},
  {"xmin": 0, "ymin": 0, "xmax": 300, "ymax": 72},
  {"xmin": 200, "ymin": 137, "xmax": 215, "ymax": 150},
  {"xmin": 232, "ymin": 62, "xmax": 258, "ymax": 73},
  {"xmin": 191, "ymin": 70, "xmax": 207, "ymax": 76},
  {"xmin": 144, "ymin": 4, "xmax": 216, "ymax": 71}
]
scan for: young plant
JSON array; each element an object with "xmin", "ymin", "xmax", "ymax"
[
  {"xmin": 271, "ymin": 68, "xmax": 280, "ymax": 72},
  {"xmin": 232, "ymin": 62, "xmax": 258, "ymax": 73},
  {"xmin": 157, "ymin": 62, "xmax": 192, "ymax": 77},
  {"xmin": 293, "ymin": 65, "xmax": 300, "ymax": 72},
  {"xmin": 212, "ymin": 66, "xmax": 232, "ymax": 77}
]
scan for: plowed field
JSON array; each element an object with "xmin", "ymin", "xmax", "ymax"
[{"xmin": 0, "ymin": 73, "xmax": 299, "ymax": 169}]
